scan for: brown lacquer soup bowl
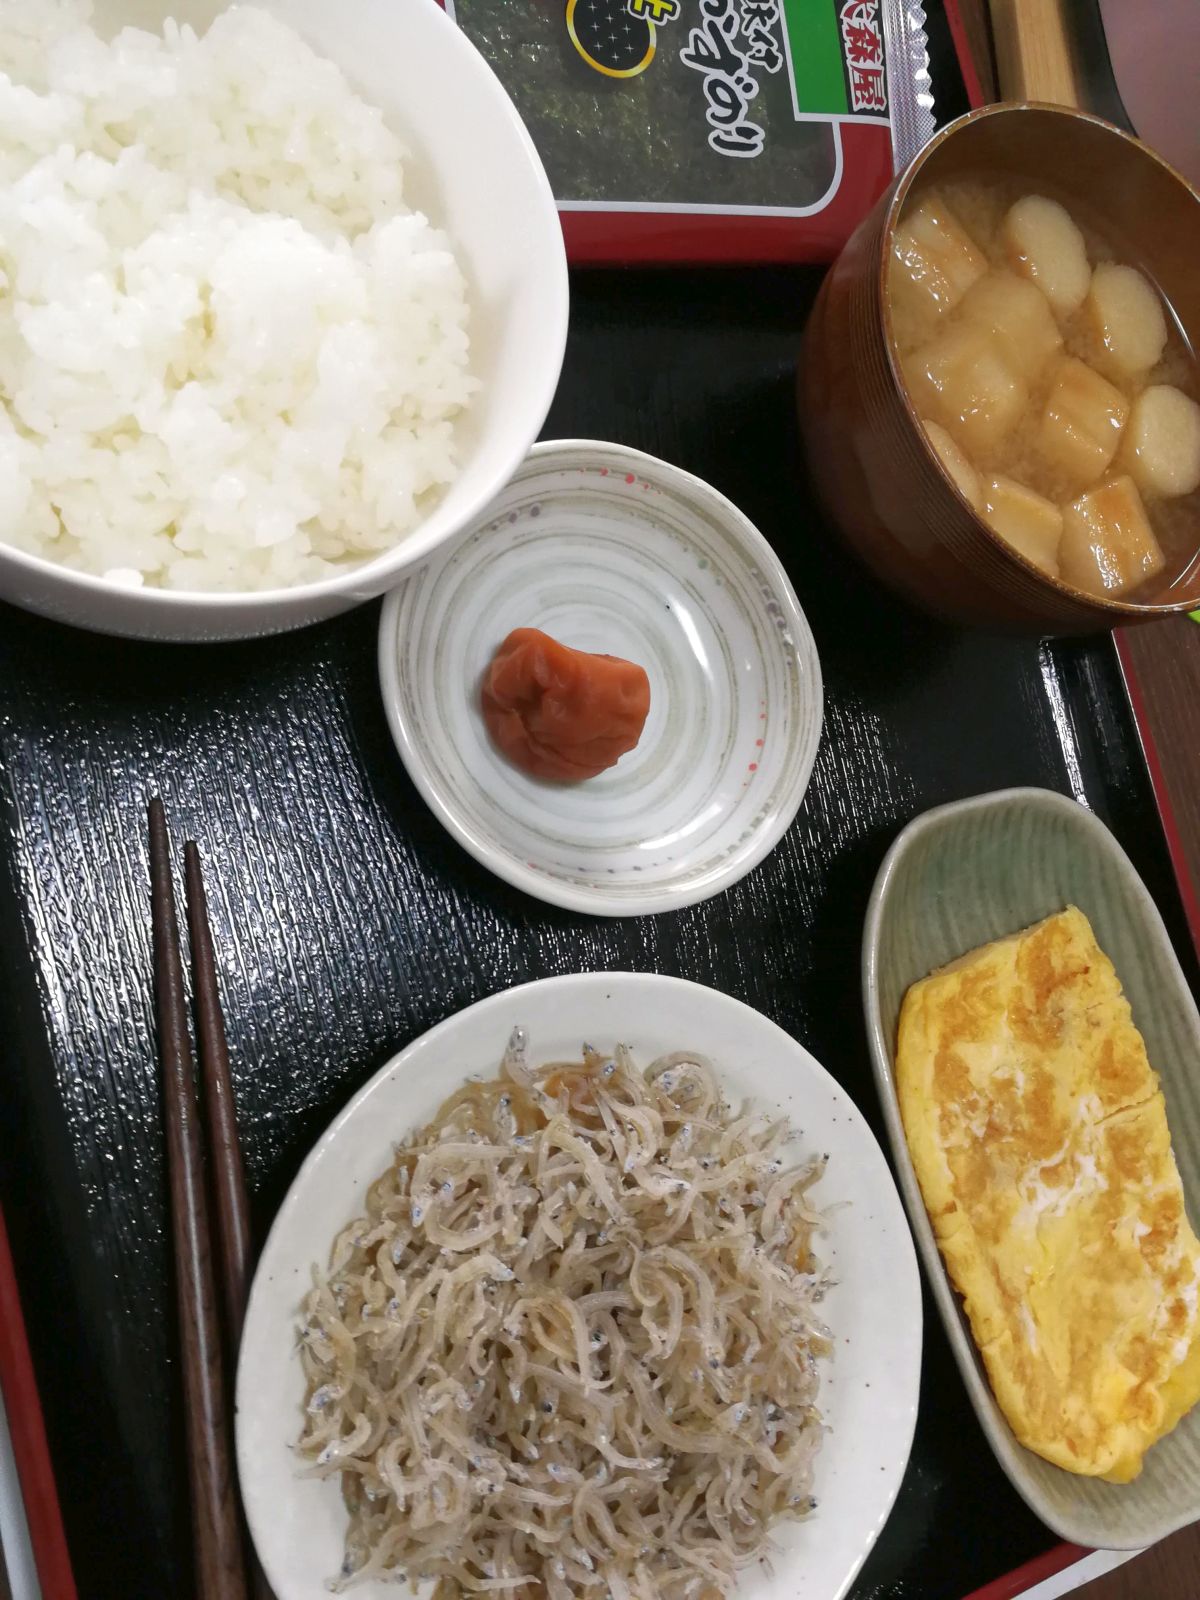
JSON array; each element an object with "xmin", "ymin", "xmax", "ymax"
[{"xmin": 798, "ymin": 103, "xmax": 1200, "ymax": 632}]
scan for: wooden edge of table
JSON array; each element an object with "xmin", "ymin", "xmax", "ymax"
[{"xmin": 0, "ymin": 1205, "xmax": 78, "ymax": 1600}]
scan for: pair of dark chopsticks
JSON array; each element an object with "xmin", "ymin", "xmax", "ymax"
[{"xmin": 149, "ymin": 798, "xmax": 265, "ymax": 1600}]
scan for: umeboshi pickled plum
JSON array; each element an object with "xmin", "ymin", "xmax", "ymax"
[{"xmin": 482, "ymin": 627, "xmax": 651, "ymax": 782}]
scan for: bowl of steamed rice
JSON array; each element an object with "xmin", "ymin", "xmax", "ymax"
[{"xmin": 0, "ymin": 0, "xmax": 568, "ymax": 640}]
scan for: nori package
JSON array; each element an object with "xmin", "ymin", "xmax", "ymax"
[{"xmin": 441, "ymin": 1, "xmax": 935, "ymax": 262}]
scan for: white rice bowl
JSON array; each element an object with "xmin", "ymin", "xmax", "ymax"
[{"xmin": 0, "ymin": 0, "xmax": 478, "ymax": 593}]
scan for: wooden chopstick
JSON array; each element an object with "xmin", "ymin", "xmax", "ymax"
[
  {"xmin": 185, "ymin": 839, "xmax": 274, "ymax": 1600},
  {"xmin": 150, "ymin": 798, "xmax": 249, "ymax": 1600},
  {"xmin": 185, "ymin": 842, "xmax": 254, "ymax": 1349}
]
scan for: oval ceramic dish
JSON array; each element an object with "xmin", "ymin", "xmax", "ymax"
[
  {"xmin": 378, "ymin": 440, "xmax": 823, "ymax": 916},
  {"xmin": 237, "ymin": 972, "xmax": 921, "ymax": 1600},
  {"xmin": 863, "ymin": 786, "xmax": 1200, "ymax": 1547}
]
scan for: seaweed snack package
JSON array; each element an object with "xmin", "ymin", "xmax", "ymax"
[{"xmin": 441, "ymin": 1, "xmax": 936, "ymax": 262}]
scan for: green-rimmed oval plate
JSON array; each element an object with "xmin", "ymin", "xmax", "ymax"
[{"xmin": 864, "ymin": 786, "xmax": 1200, "ymax": 1548}]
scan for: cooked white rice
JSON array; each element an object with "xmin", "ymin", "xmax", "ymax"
[{"xmin": 0, "ymin": 1, "xmax": 477, "ymax": 592}]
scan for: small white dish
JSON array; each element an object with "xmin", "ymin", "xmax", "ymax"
[
  {"xmin": 378, "ymin": 440, "xmax": 823, "ymax": 916},
  {"xmin": 237, "ymin": 971, "xmax": 922, "ymax": 1600}
]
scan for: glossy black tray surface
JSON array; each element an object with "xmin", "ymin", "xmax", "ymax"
[{"xmin": 3, "ymin": 258, "xmax": 1199, "ymax": 1600}]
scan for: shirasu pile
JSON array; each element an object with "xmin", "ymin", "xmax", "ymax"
[{"xmin": 297, "ymin": 1032, "xmax": 831, "ymax": 1597}]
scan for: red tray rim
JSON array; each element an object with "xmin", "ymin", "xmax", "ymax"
[{"xmin": 0, "ymin": 1202, "xmax": 79, "ymax": 1600}]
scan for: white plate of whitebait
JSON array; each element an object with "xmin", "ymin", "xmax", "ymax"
[{"xmin": 237, "ymin": 971, "xmax": 921, "ymax": 1600}]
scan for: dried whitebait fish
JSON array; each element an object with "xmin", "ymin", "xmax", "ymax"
[{"xmin": 297, "ymin": 1038, "xmax": 830, "ymax": 1596}]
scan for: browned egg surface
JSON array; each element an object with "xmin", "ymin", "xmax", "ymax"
[
  {"xmin": 896, "ymin": 907, "xmax": 1200, "ymax": 1483},
  {"xmin": 887, "ymin": 177, "xmax": 1200, "ymax": 602}
]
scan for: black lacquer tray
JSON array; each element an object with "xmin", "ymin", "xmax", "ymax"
[
  {"xmin": 4, "ymin": 263, "xmax": 1198, "ymax": 1600},
  {"xmin": 2, "ymin": 19, "xmax": 1199, "ymax": 1600}
]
